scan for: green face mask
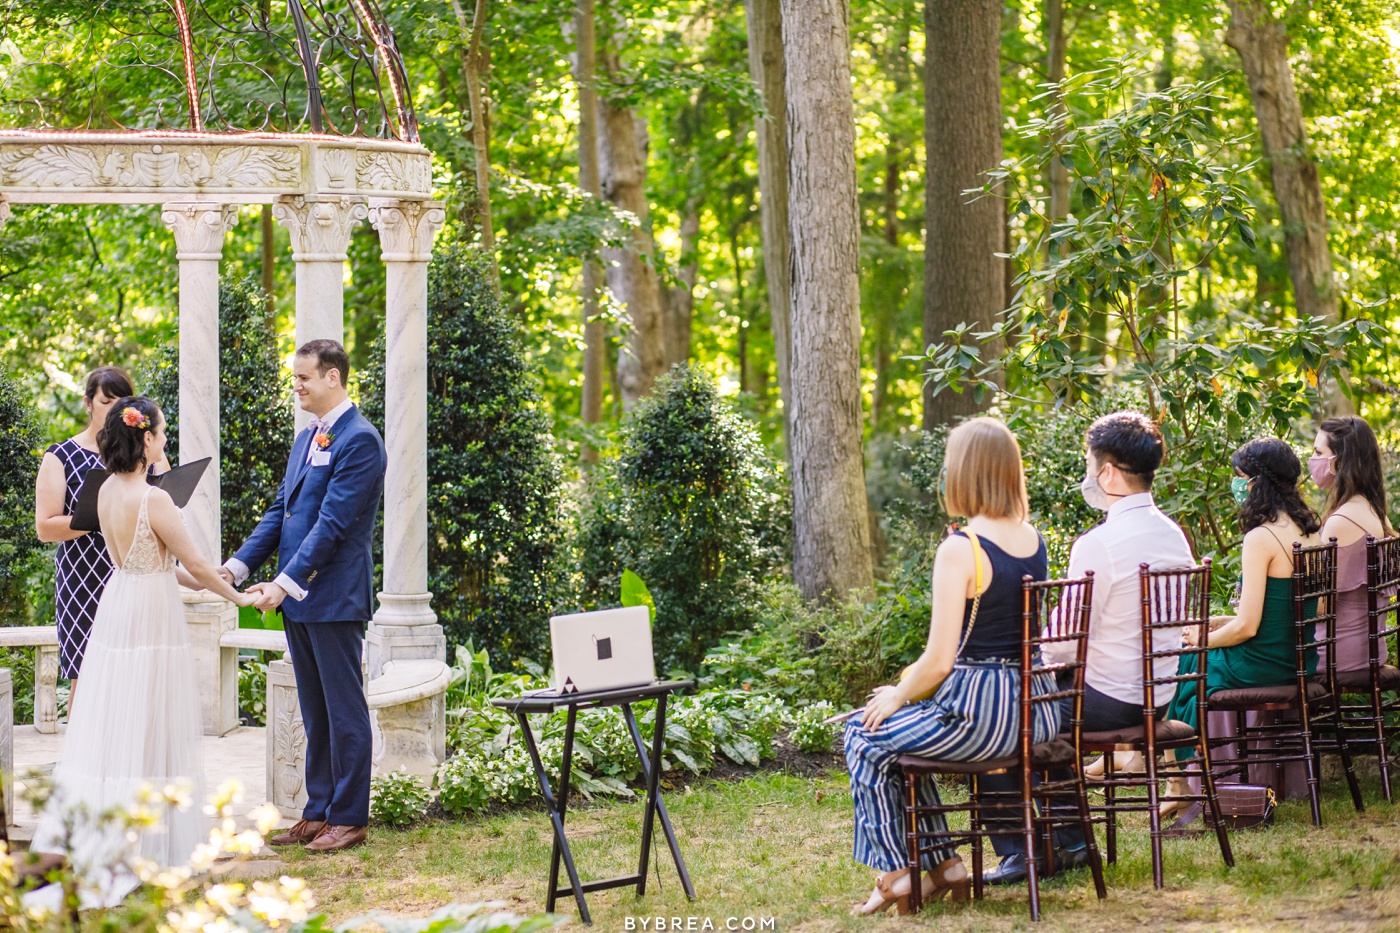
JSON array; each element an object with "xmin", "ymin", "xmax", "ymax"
[{"xmin": 1231, "ymin": 476, "xmax": 1251, "ymax": 505}]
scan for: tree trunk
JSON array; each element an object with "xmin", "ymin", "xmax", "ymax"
[
  {"xmin": 780, "ymin": 0, "xmax": 874, "ymax": 601},
  {"xmin": 745, "ymin": 0, "xmax": 793, "ymax": 451},
  {"xmin": 574, "ymin": 0, "xmax": 605, "ymax": 449},
  {"xmin": 1225, "ymin": 0, "xmax": 1351, "ymax": 412},
  {"xmin": 453, "ymin": 0, "xmax": 498, "ymax": 285},
  {"xmin": 665, "ymin": 195, "xmax": 700, "ymax": 367},
  {"xmin": 870, "ymin": 147, "xmax": 898, "ymax": 427},
  {"xmin": 922, "ymin": 0, "xmax": 1006, "ymax": 430},
  {"xmin": 598, "ymin": 26, "xmax": 666, "ymax": 406}
]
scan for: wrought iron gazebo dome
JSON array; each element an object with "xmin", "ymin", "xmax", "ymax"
[
  {"xmin": 0, "ymin": 0, "xmax": 433, "ymax": 205},
  {"xmin": 0, "ymin": 0, "xmax": 417, "ymax": 143}
]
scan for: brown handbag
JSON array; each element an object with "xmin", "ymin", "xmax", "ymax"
[{"xmin": 1204, "ymin": 784, "xmax": 1277, "ymax": 830}]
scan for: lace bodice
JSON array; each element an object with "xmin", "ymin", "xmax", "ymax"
[{"xmin": 117, "ymin": 489, "xmax": 175, "ymax": 576}]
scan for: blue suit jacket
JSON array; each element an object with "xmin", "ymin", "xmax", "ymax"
[{"xmin": 234, "ymin": 405, "xmax": 387, "ymax": 624}]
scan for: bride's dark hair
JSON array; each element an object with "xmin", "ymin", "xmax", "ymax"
[
  {"xmin": 1230, "ymin": 437, "xmax": 1321, "ymax": 537},
  {"xmin": 97, "ymin": 396, "xmax": 163, "ymax": 474}
]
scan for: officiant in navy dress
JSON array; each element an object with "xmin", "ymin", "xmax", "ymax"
[{"xmin": 220, "ymin": 339, "xmax": 386, "ymax": 853}]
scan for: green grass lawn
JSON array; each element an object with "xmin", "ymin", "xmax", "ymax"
[{"xmin": 283, "ymin": 766, "xmax": 1400, "ymax": 932}]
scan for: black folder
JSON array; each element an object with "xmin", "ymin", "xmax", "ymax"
[{"xmin": 69, "ymin": 457, "xmax": 211, "ymax": 533}]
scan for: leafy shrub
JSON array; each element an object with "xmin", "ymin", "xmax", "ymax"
[
  {"xmin": 238, "ymin": 655, "xmax": 267, "ymax": 726},
  {"xmin": 0, "ymin": 366, "xmax": 43, "ymax": 625},
  {"xmin": 785, "ymin": 701, "xmax": 840, "ymax": 753},
  {"xmin": 361, "ymin": 244, "xmax": 564, "ymax": 663},
  {"xmin": 436, "ymin": 753, "xmax": 491, "ymax": 816},
  {"xmin": 577, "ymin": 364, "xmax": 791, "ymax": 670},
  {"xmin": 434, "ymin": 643, "xmax": 837, "ymax": 816},
  {"xmin": 371, "ymin": 767, "xmax": 432, "ymax": 827},
  {"xmin": 142, "ymin": 275, "xmax": 292, "ymax": 577}
]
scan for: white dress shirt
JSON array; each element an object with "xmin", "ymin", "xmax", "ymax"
[
  {"xmin": 224, "ymin": 397, "xmax": 356, "ymax": 603},
  {"xmin": 1045, "ymin": 491, "xmax": 1195, "ymax": 705}
]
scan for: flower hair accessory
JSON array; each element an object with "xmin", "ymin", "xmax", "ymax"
[{"xmin": 121, "ymin": 406, "xmax": 150, "ymax": 430}]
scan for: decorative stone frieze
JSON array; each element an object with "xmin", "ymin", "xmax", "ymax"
[
  {"xmin": 0, "ymin": 136, "xmax": 434, "ymax": 204},
  {"xmin": 267, "ymin": 659, "xmax": 309, "ymax": 819},
  {"xmin": 0, "ymin": 143, "xmax": 300, "ymax": 189}
]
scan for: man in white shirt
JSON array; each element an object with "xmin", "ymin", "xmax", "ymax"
[{"xmin": 985, "ymin": 411, "xmax": 1194, "ymax": 885}]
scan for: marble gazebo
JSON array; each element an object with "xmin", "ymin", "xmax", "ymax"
[{"xmin": 0, "ymin": 0, "xmax": 450, "ymax": 817}]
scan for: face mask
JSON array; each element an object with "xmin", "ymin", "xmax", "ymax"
[
  {"xmin": 1308, "ymin": 455, "xmax": 1336, "ymax": 489},
  {"xmin": 1080, "ymin": 470, "xmax": 1110, "ymax": 511},
  {"xmin": 1231, "ymin": 476, "xmax": 1251, "ymax": 506}
]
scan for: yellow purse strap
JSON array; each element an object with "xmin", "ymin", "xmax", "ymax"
[
  {"xmin": 967, "ymin": 530, "xmax": 986, "ymax": 596},
  {"xmin": 897, "ymin": 529, "xmax": 992, "ymax": 702},
  {"xmin": 956, "ymin": 530, "xmax": 988, "ymax": 657}
]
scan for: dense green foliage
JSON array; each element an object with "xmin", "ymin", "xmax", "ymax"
[
  {"xmin": 1, "ymin": 0, "xmax": 1399, "ymax": 688},
  {"xmin": 362, "ymin": 245, "xmax": 565, "ymax": 661},
  {"xmin": 142, "ymin": 276, "xmax": 293, "ymax": 572},
  {"xmin": 434, "ymin": 641, "xmax": 836, "ymax": 819},
  {"xmin": 0, "ymin": 369, "xmax": 41, "ymax": 624},
  {"xmin": 578, "ymin": 364, "xmax": 789, "ymax": 670},
  {"xmin": 370, "ymin": 768, "xmax": 433, "ymax": 827}
]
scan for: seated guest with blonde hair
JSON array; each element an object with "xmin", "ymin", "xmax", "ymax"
[
  {"xmin": 1311, "ymin": 415, "xmax": 1396, "ymax": 674},
  {"xmin": 846, "ymin": 417, "xmax": 1059, "ymax": 914},
  {"xmin": 980, "ymin": 410, "xmax": 1194, "ymax": 885}
]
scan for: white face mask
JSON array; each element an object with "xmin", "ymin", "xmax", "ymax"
[{"xmin": 1080, "ymin": 468, "xmax": 1110, "ymax": 511}]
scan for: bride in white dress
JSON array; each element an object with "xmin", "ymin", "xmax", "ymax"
[{"xmin": 28, "ymin": 397, "xmax": 254, "ymax": 908}]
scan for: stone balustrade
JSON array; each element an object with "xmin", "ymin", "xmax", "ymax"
[
  {"xmin": 218, "ymin": 626, "xmax": 449, "ymax": 818},
  {"xmin": 0, "ymin": 627, "xmax": 59, "ymax": 734},
  {"xmin": 0, "ymin": 622, "xmax": 448, "ymax": 821}
]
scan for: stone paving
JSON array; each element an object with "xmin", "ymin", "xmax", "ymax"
[{"xmin": 10, "ymin": 724, "xmax": 285, "ymax": 844}]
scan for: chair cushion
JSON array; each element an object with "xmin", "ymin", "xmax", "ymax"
[
  {"xmin": 897, "ymin": 738, "xmax": 1077, "ymax": 775},
  {"xmin": 1081, "ymin": 719, "xmax": 1196, "ymax": 747},
  {"xmin": 1335, "ymin": 665, "xmax": 1400, "ymax": 692},
  {"xmin": 1209, "ymin": 680, "xmax": 1325, "ymax": 709}
]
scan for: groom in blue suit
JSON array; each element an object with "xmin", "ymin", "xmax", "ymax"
[{"xmin": 220, "ymin": 339, "xmax": 386, "ymax": 852}]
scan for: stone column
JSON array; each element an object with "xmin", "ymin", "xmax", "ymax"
[
  {"xmin": 365, "ymin": 200, "xmax": 446, "ymax": 678},
  {"xmin": 163, "ymin": 202, "xmax": 241, "ymax": 737},
  {"xmin": 161, "ymin": 202, "xmax": 236, "ymax": 564},
  {"xmin": 272, "ymin": 195, "xmax": 368, "ymax": 431}
]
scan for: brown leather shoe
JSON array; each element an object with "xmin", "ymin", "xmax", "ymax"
[
  {"xmin": 269, "ymin": 819, "xmax": 326, "ymax": 846},
  {"xmin": 304, "ymin": 824, "xmax": 367, "ymax": 853}
]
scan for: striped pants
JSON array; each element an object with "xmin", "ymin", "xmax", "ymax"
[{"xmin": 844, "ymin": 660, "xmax": 1060, "ymax": 871}]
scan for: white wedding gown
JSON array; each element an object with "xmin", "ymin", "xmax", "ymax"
[{"xmin": 28, "ymin": 488, "xmax": 208, "ymax": 909}]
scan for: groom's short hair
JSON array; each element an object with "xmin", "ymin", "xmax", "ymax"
[
  {"xmin": 1086, "ymin": 411, "xmax": 1163, "ymax": 489},
  {"xmin": 297, "ymin": 339, "xmax": 350, "ymax": 386}
]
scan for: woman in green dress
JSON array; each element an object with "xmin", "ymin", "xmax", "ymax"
[{"xmin": 1161, "ymin": 437, "xmax": 1321, "ymax": 815}]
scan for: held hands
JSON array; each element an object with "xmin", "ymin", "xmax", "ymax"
[
  {"xmin": 245, "ymin": 581, "xmax": 288, "ymax": 613},
  {"xmin": 859, "ymin": 685, "xmax": 906, "ymax": 733}
]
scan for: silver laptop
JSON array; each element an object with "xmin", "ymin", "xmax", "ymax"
[{"xmin": 549, "ymin": 606, "xmax": 656, "ymax": 694}]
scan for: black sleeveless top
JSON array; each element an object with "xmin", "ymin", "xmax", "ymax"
[{"xmin": 954, "ymin": 530, "xmax": 1049, "ymax": 661}]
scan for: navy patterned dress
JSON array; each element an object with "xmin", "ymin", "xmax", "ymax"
[{"xmin": 48, "ymin": 439, "xmax": 113, "ymax": 679}]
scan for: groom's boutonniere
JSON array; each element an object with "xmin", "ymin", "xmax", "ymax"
[{"xmin": 314, "ymin": 431, "xmax": 335, "ymax": 450}]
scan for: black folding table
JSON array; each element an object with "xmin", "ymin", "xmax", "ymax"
[{"xmin": 492, "ymin": 680, "xmax": 697, "ymax": 924}]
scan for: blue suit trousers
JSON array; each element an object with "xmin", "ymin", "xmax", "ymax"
[{"xmin": 285, "ymin": 619, "xmax": 371, "ymax": 826}]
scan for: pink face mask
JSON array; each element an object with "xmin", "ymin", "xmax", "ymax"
[{"xmin": 1308, "ymin": 455, "xmax": 1336, "ymax": 489}]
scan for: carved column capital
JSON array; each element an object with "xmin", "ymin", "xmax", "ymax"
[
  {"xmin": 274, "ymin": 195, "xmax": 368, "ymax": 262},
  {"xmin": 369, "ymin": 200, "xmax": 445, "ymax": 263},
  {"xmin": 161, "ymin": 202, "xmax": 237, "ymax": 261}
]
